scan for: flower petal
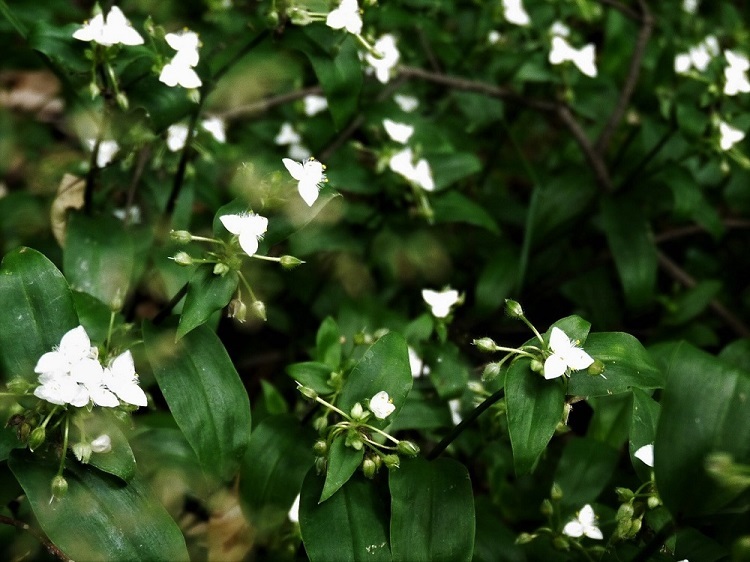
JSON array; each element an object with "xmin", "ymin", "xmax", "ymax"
[
  {"xmin": 563, "ymin": 347, "xmax": 594, "ymax": 371},
  {"xmin": 282, "ymin": 158, "xmax": 304, "ymax": 181},
  {"xmin": 220, "ymin": 214, "xmax": 245, "ymax": 235},
  {"xmin": 543, "ymin": 354, "xmax": 568, "ymax": 379},
  {"xmin": 238, "ymin": 229, "xmax": 260, "ymax": 256}
]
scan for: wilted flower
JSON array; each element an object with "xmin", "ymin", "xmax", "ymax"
[
  {"xmin": 724, "ymin": 50, "xmax": 750, "ymax": 96},
  {"xmin": 91, "ymin": 434, "xmax": 113, "ymax": 453},
  {"xmin": 383, "ymin": 119, "xmax": 414, "ymax": 144},
  {"xmin": 394, "ymin": 94, "xmax": 419, "ymax": 113},
  {"xmin": 369, "ymin": 391, "xmax": 396, "ymax": 419},
  {"xmin": 219, "ymin": 212, "xmax": 269, "ymax": 257},
  {"xmin": 719, "ymin": 120, "xmax": 745, "ymax": 150},
  {"xmin": 282, "ymin": 157, "xmax": 326, "ymax": 206},
  {"xmin": 543, "ymin": 327, "xmax": 594, "ymax": 380},
  {"xmin": 422, "ymin": 288, "xmax": 460, "ymax": 318},
  {"xmin": 563, "ymin": 505, "xmax": 603, "ymax": 540},
  {"xmin": 634, "ymin": 444, "xmax": 654, "ymax": 467},
  {"xmin": 389, "ymin": 147, "xmax": 434, "ymax": 191},
  {"xmin": 304, "ymin": 95, "xmax": 329, "ymax": 116},
  {"xmin": 326, "ymin": 0, "xmax": 362, "ymax": 35},
  {"xmin": 85, "ymin": 139, "xmax": 119, "ymax": 168},
  {"xmin": 549, "ymin": 36, "xmax": 597, "ymax": 77},
  {"xmin": 73, "ymin": 6, "xmax": 144, "ymax": 47},
  {"xmin": 365, "ymin": 35, "xmax": 400, "ymax": 84},
  {"xmin": 502, "ymin": 0, "xmax": 530, "ymax": 26}
]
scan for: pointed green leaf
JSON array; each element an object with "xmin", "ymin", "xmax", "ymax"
[
  {"xmin": 9, "ymin": 450, "xmax": 188, "ymax": 561},
  {"xmin": 390, "ymin": 457, "xmax": 475, "ymax": 562},
  {"xmin": 554, "ymin": 437, "xmax": 619, "ymax": 509},
  {"xmin": 316, "ymin": 316, "xmax": 342, "ymax": 369},
  {"xmin": 320, "ymin": 435, "xmax": 364, "ymax": 503},
  {"xmin": 432, "ymin": 190, "xmax": 500, "ymax": 233},
  {"xmin": 176, "ymin": 265, "xmax": 238, "ymax": 340},
  {"xmin": 426, "ymin": 342, "xmax": 469, "ymax": 399},
  {"xmin": 143, "ymin": 322, "xmax": 251, "ymax": 480},
  {"xmin": 286, "ymin": 361, "xmax": 336, "ymax": 395}
]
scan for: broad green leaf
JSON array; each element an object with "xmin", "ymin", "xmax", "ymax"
[
  {"xmin": 143, "ymin": 322, "xmax": 251, "ymax": 481},
  {"xmin": 0, "ymin": 427, "xmax": 20, "ymax": 462},
  {"xmin": 426, "ymin": 342, "xmax": 469, "ymax": 399},
  {"xmin": 475, "ymin": 244, "xmax": 519, "ymax": 315},
  {"xmin": 0, "ymin": 247, "xmax": 78, "ymax": 380},
  {"xmin": 719, "ymin": 339, "xmax": 750, "ymax": 370},
  {"xmin": 300, "ymin": 470, "xmax": 391, "ymax": 562},
  {"xmin": 674, "ymin": 528, "xmax": 728, "ymax": 562},
  {"xmin": 531, "ymin": 174, "xmax": 597, "ymax": 244},
  {"xmin": 505, "ymin": 358, "xmax": 565, "ymax": 474},
  {"xmin": 72, "ymin": 411, "xmax": 137, "ymax": 482},
  {"xmin": 286, "ymin": 361, "xmax": 336, "ymax": 395},
  {"xmin": 390, "ymin": 457, "xmax": 475, "ymax": 562},
  {"xmin": 388, "ymin": 388, "xmax": 454, "ymax": 432},
  {"xmin": 27, "ymin": 22, "xmax": 89, "ymax": 73},
  {"xmin": 64, "ymin": 213, "xmax": 136, "ymax": 308},
  {"xmin": 338, "ymin": 332, "xmax": 413, "ymax": 428},
  {"xmin": 320, "ymin": 435, "xmax": 364, "ymax": 503},
  {"xmin": 554, "ymin": 437, "xmax": 619, "ymax": 509},
  {"xmin": 473, "ymin": 497, "xmax": 525, "ymax": 562},
  {"xmin": 430, "ymin": 152, "xmax": 482, "ymax": 191},
  {"xmin": 663, "ymin": 280, "xmax": 722, "ymax": 326},
  {"xmin": 600, "ymin": 197, "xmax": 657, "ymax": 310},
  {"xmin": 315, "ymin": 316, "xmax": 342, "ymax": 369},
  {"xmin": 432, "ymin": 191, "xmax": 500, "ymax": 233},
  {"xmin": 9, "ymin": 450, "xmax": 188, "ymax": 561},
  {"xmin": 655, "ymin": 342, "xmax": 750, "ymax": 517},
  {"xmin": 629, "ymin": 388, "xmax": 660, "ymax": 480},
  {"xmin": 176, "ymin": 265, "xmax": 238, "ymax": 340},
  {"xmin": 72, "ymin": 290, "xmax": 123, "ymax": 345},
  {"xmin": 240, "ymin": 415, "xmax": 315, "ymax": 532},
  {"xmin": 587, "ymin": 393, "xmax": 632, "ymax": 448},
  {"xmin": 568, "ymin": 332, "xmax": 664, "ymax": 396}
]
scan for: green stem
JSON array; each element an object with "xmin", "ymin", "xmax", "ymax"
[
  {"xmin": 152, "ymin": 282, "xmax": 189, "ymax": 325},
  {"xmin": 366, "ymin": 424, "xmax": 400, "ymax": 445},
  {"xmin": 189, "ymin": 235, "xmax": 223, "ymax": 244},
  {"xmin": 58, "ymin": 416, "xmax": 70, "ymax": 476},
  {"xmin": 237, "ymin": 272, "xmax": 259, "ymax": 303},
  {"xmin": 312, "ymin": 395, "xmax": 350, "ymax": 420},
  {"xmin": 519, "ymin": 315, "xmax": 546, "ymax": 347}
]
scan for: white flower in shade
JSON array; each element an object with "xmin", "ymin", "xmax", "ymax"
[
  {"xmin": 502, "ymin": 0, "xmax": 530, "ymax": 26},
  {"xmin": 34, "ymin": 373, "xmax": 88, "ymax": 407},
  {"xmin": 422, "ymin": 288, "xmax": 460, "ymax": 318},
  {"xmin": 166, "ymin": 123, "xmax": 190, "ymax": 152},
  {"xmin": 682, "ymin": 0, "xmax": 699, "ymax": 13},
  {"xmin": 219, "ymin": 212, "xmax": 269, "ymax": 257},
  {"xmin": 675, "ymin": 36, "xmax": 719, "ymax": 75},
  {"xmin": 91, "ymin": 434, "xmax": 112, "ymax": 454},
  {"xmin": 73, "ymin": 6, "xmax": 144, "ymax": 46},
  {"xmin": 102, "ymin": 350, "xmax": 148, "ymax": 407},
  {"xmin": 634, "ymin": 444, "xmax": 654, "ymax": 467},
  {"xmin": 288, "ymin": 494, "xmax": 301, "ymax": 523},
  {"xmin": 112, "ymin": 206, "xmax": 142, "ymax": 224},
  {"xmin": 275, "ymin": 123, "xmax": 302, "ymax": 146},
  {"xmin": 282, "ymin": 157, "xmax": 326, "ymax": 206},
  {"xmin": 365, "ymin": 35, "xmax": 400, "ymax": 84},
  {"xmin": 563, "ymin": 505, "xmax": 603, "ymax": 540},
  {"xmin": 448, "ymin": 398, "xmax": 462, "ymax": 426},
  {"xmin": 160, "ymin": 30, "xmax": 202, "ymax": 89},
  {"xmin": 165, "ymin": 30, "xmax": 200, "ymax": 67},
  {"xmin": 369, "ymin": 391, "xmax": 396, "ymax": 419},
  {"xmin": 408, "ymin": 346, "xmax": 430, "ymax": 377},
  {"xmin": 86, "ymin": 139, "xmax": 119, "ymax": 168},
  {"xmin": 303, "ymin": 95, "xmax": 329, "ymax": 116},
  {"xmin": 159, "ymin": 59, "xmax": 201, "ymax": 89},
  {"xmin": 394, "ymin": 94, "xmax": 419, "ymax": 113},
  {"xmin": 383, "ymin": 119, "xmax": 414, "ymax": 144},
  {"xmin": 724, "ymin": 50, "xmax": 750, "ymax": 96},
  {"xmin": 487, "ymin": 30, "xmax": 502, "ymax": 45},
  {"xmin": 201, "ymin": 117, "xmax": 226, "ymax": 143},
  {"xmin": 550, "ymin": 21, "xmax": 570, "ymax": 38},
  {"xmin": 326, "ymin": 0, "xmax": 362, "ymax": 35},
  {"xmin": 549, "ymin": 36, "xmax": 597, "ymax": 77},
  {"xmin": 389, "ymin": 147, "xmax": 434, "ymax": 191},
  {"xmin": 719, "ymin": 121, "xmax": 745, "ymax": 150},
  {"xmin": 543, "ymin": 327, "xmax": 594, "ymax": 380}
]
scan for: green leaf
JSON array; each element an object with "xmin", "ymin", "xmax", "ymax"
[
  {"xmin": 550, "ymin": 315, "xmax": 591, "ymax": 345},
  {"xmin": 663, "ymin": 280, "xmax": 722, "ymax": 326},
  {"xmin": 315, "ymin": 316, "xmax": 342, "ymax": 369},
  {"xmin": 426, "ymin": 342, "xmax": 469, "ymax": 399},
  {"xmin": 587, "ymin": 393, "xmax": 632, "ymax": 449},
  {"xmin": 0, "ymin": 247, "xmax": 78, "ymax": 380},
  {"xmin": 320, "ymin": 435, "xmax": 364, "ymax": 503},
  {"xmin": 74, "ymin": 412, "xmax": 137, "ymax": 482},
  {"xmin": 240, "ymin": 415, "xmax": 315, "ymax": 532},
  {"xmin": 176, "ymin": 265, "xmax": 239, "ymax": 340},
  {"xmin": 389, "ymin": 457, "xmax": 475, "ymax": 562},
  {"xmin": 474, "ymin": 244, "xmax": 519, "ymax": 316},
  {"xmin": 568, "ymin": 332, "xmax": 664, "ymax": 396},
  {"xmin": 505, "ymin": 358, "xmax": 565, "ymax": 474},
  {"xmin": 286, "ymin": 361, "xmax": 336, "ymax": 395},
  {"xmin": 473, "ymin": 497, "xmax": 525, "ymax": 562},
  {"xmin": 600, "ymin": 197, "xmax": 657, "ymax": 310},
  {"xmin": 9, "ymin": 450, "xmax": 188, "ymax": 561},
  {"xmin": 64, "ymin": 213, "xmax": 136, "ymax": 308},
  {"xmin": 655, "ymin": 342, "xmax": 750, "ymax": 517},
  {"xmin": 143, "ymin": 322, "xmax": 251, "ymax": 481},
  {"xmin": 72, "ymin": 290, "xmax": 123, "ymax": 346},
  {"xmin": 27, "ymin": 22, "xmax": 89, "ymax": 73},
  {"xmin": 432, "ymin": 191, "xmax": 500, "ymax": 234},
  {"xmin": 0, "ymin": 427, "xmax": 21, "ymax": 462},
  {"xmin": 300, "ymin": 469, "xmax": 391, "ymax": 562},
  {"xmin": 629, "ymin": 388, "xmax": 661, "ymax": 480},
  {"xmin": 554, "ymin": 437, "xmax": 619, "ymax": 509}
]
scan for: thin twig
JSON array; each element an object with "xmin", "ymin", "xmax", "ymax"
[
  {"xmin": 653, "ymin": 219, "xmax": 750, "ymax": 244},
  {"xmin": 0, "ymin": 514, "xmax": 72, "ymax": 561},
  {"xmin": 597, "ymin": 0, "xmax": 643, "ymax": 21},
  {"xmin": 596, "ymin": 0, "xmax": 653, "ymax": 153},
  {"xmin": 152, "ymin": 282, "xmax": 189, "ymax": 325},
  {"xmin": 219, "ymin": 85, "xmax": 323, "ymax": 121},
  {"xmin": 123, "ymin": 146, "xmax": 151, "ymax": 226}
]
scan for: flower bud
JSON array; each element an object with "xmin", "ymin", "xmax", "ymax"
[
  {"xmin": 6, "ymin": 378, "xmax": 31, "ymax": 393},
  {"xmin": 280, "ymin": 255, "xmax": 304, "ymax": 270},
  {"xmin": 297, "ymin": 385, "xmax": 318, "ymax": 400},
  {"xmin": 482, "ymin": 362, "xmax": 502, "ymax": 381},
  {"xmin": 251, "ymin": 300, "xmax": 267, "ymax": 321},
  {"xmin": 28, "ymin": 427, "xmax": 46, "ymax": 452},
  {"xmin": 383, "ymin": 454, "xmax": 400, "ymax": 469},
  {"xmin": 467, "ymin": 381, "xmax": 484, "ymax": 394},
  {"xmin": 116, "ymin": 92, "xmax": 129, "ymax": 110},
  {"xmin": 515, "ymin": 533, "xmax": 536, "ymax": 545},
  {"xmin": 552, "ymin": 536, "xmax": 570, "ymax": 551},
  {"xmin": 628, "ymin": 517, "xmax": 642, "ymax": 536},
  {"xmin": 616, "ymin": 503, "xmax": 634, "ymax": 522},
  {"xmin": 587, "ymin": 359, "xmax": 605, "ymax": 376},
  {"xmin": 647, "ymin": 496, "xmax": 661, "ymax": 510},
  {"xmin": 530, "ymin": 359, "xmax": 544, "ymax": 374},
  {"xmin": 171, "ymin": 251, "xmax": 193, "ymax": 266},
  {"xmin": 213, "ymin": 262, "xmax": 230, "ymax": 276},
  {"xmin": 373, "ymin": 328, "xmax": 390, "ymax": 340},
  {"xmin": 264, "ymin": 10, "xmax": 280, "ymax": 28},
  {"xmin": 170, "ymin": 230, "xmax": 193, "ymax": 244},
  {"xmin": 504, "ymin": 299, "xmax": 524, "ymax": 318},
  {"xmin": 346, "ymin": 433, "xmax": 363, "ymax": 451},
  {"xmin": 313, "ymin": 440, "xmax": 328, "ymax": 456},
  {"xmin": 540, "ymin": 499, "xmax": 553, "ymax": 517},
  {"xmin": 362, "ymin": 458, "xmax": 377, "ymax": 479},
  {"xmin": 72, "ymin": 442, "xmax": 93, "ymax": 464},
  {"xmin": 314, "ymin": 456, "xmax": 327, "ymax": 474},
  {"xmin": 51, "ymin": 475, "xmax": 68, "ymax": 500},
  {"xmin": 288, "ymin": 7, "xmax": 314, "ymax": 25},
  {"xmin": 313, "ymin": 416, "xmax": 328, "ymax": 433},
  {"xmin": 397, "ymin": 440, "xmax": 420, "ymax": 457},
  {"xmin": 228, "ymin": 299, "xmax": 247, "ymax": 322},
  {"xmin": 615, "ymin": 487, "xmax": 634, "ymax": 502},
  {"xmin": 19, "ymin": 422, "xmax": 32, "ymax": 442},
  {"xmin": 350, "ymin": 402, "xmax": 365, "ymax": 420},
  {"xmin": 550, "ymin": 483, "xmax": 563, "ymax": 501},
  {"xmin": 110, "ymin": 289, "xmax": 124, "ymax": 312},
  {"xmin": 473, "ymin": 337, "xmax": 498, "ymax": 353}
]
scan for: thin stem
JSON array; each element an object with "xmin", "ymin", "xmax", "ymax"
[
  {"xmin": 189, "ymin": 235, "xmax": 223, "ymax": 244},
  {"xmin": 152, "ymin": 282, "xmax": 189, "ymax": 325},
  {"xmin": 58, "ymin": 416, "xmax": 69, "ymax": 476},
  {"xmin": 237, "ymin": 272, "xmax": 258, "ymax": 303},
  {"xmin": 312, "ymin": 395, "xmax": 350, "ymax": 420},
  {"xmin": 618, "ymin": 125, "xmax": 676, "ymax": 190},
  {"xmin": 0, "ymin": 515, "xmax": 72, "ymax": 561},
  {"xmin": 251, "ymin": 254, "xmax": 281, "ymax": 263},
  {"xmin": 366, "ymin": 424, "xmax": 400, "ymax": 445},
  {"xmin": 104, "ymin": 310, "xmax": 116, "ymax": 354},
  {"xmin": 165, "ymin": 109, "xmax": 200, "ymax": 218},
  {"xmin": 519, "ymin": 316, "xmax": 546, "ymax": 347}
]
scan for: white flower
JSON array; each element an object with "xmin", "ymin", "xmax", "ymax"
[
  {"xmin": 282, "ymin": 157, "xmax": 327, "ymax": 206},
  {"xmin": 72, "ymin": 6, "xmax": 144, "ymax": 47},
  {"xmin": 288, "ymin": 494, "xmax": 301, "ymax": 524},
  {"xmin": 34, "ymin": 373, "xmax": 88, "ymax": 407},
  {"xmin": 369, "ymin": 391, "xmax": 396, "ymax": 419},
  {"xmin": 219, "ymin": 212, "xmax": 269, "ymax": 257},
  {"xmin": 166, "ymin": 123, "xmax": 190, "ymax": 152},
  {"xmin": 675, "ymin": 36, "xmax": 720, "ymax": 75},
  {"xmin": 682, "ymin": 0, "xmax": 699, "ymax": 13},
  {"xmin": 34, "ymin": 326, "xmax": 97, "ymax": 376},
  {"xmin": 448, "ymin": 398, "xmax": 462, "ymax": 426},
  {"xmin": 383, "ymin": 119, "xmax": 414, "ymax": 144},
  {"xmin": 86, "ymin": 139, "xmax": 119, "ymax": 168},
  {"xmin": 288, "ymin": 143, "xmax": 312, "ymax": 161},
  {"xmin": 275, "ymin": 123, "xmax": 302, "ymax": 146},
  {"xmin": 543, "ymin": 327, "xmax": 594, "ymax": 380},
  {"xmin": 422, "ymin": 288, "xmax": 460, "ymax": 318},
  {"xmin": 91, "ymin": 434, "xmax": 113, "ymax": 454},
  {"xmin": 549, "ymin": 36, "xmax": 597, "ymax": 78},
  {"xmin": 112, "ymin": 206, "xmax": 142, "ymax": 224},
  {"xmin": 303, "ymin": 95, "xmax": 329, "ymax": 116},
  {"xmin": 634, "ymin": 444, "xmax": 654, "ymax": 467},
  {"xmin": 563, "ymin": 505, "xmax": 603, "ymax": 540},
  {"xmin": 502, "ymin": 0, "xmax": 530, "ymax": 26},
  {"xmin": 326, "ymin": 0, "xmax": 362, "ymax": 35},
  {"xmin": 365, "ymin": 35, "xmax": 400, "ymax": 84},
  {"xmin": 408, "ymin": 346, "xmax": 429, "ymax": 377},
  {"xmin": 165, "ymin": 30, "xmax": 200, "ymax": 67},
  {"xmin": 389, "ymin": 147, "xmax": 434, "ymax": 191},
  {"xmin": 487, "ymin": 30, "xmax": 502, "ymax": 45},
  {"xmin": 394, "ymin": 94, "xmax": 419, "ymax": 113},
  {"xmin": 724, "ymin": 50, "xmax": 750, "ymax": 96},
  {"xmin": 550, "ymin": 21, "xmax": 570, "ymax": 38},
  {"xmin": 201, "ymin": 117, "xmax": 226, "ymax": 143},
  {"xmin": 159, "ymin": 59, "xmax": 201, "ymax": 89},
  {"xmin": 102, "ymin": 350, "xmax": 148, "ymax": 407},
  {"xmin": 75, "ymin": 360, "xmax": 119, "ymax": 407},
  {"xmin": 719, "ymin": 120, "xmax": 745, "ymax": 150}
]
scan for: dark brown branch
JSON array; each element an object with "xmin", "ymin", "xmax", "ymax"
[
  {"xmin": 219, "ymin": 85, "xmax": 323, "ymax": 121},
  {"xmin": 654, "ymin": 219, "xmax": 750, "ymax": 244},
  {"xmin": 596, "ymin": 0, "xmax": 654, "ymax": 153},
  {"xmin": 556, "ymin": 105, "xmax": 615, "ymax": 192},
  {"xmin": 0, "ymin": 514, "xmax": 72, "ymax": 561}
]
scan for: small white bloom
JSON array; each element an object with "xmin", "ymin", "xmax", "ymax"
[
  {"xmin": 34, "ymin": 373, "xmax": 87, "ymax": 406},
  {"xmin": 112, "ymin": 206, "xmax": 142, "ymax": 224},
  {"xmin": 550, "ymin": 21, "xmax": 570, "ymax": 38},
  {"xmin": 394, "ymin": 94, "xmax": 419, "ymax": 113},
  {"xmin": 369, "ymin": 391, "xmax": 396, "ymax": 419},
  {"xmin": 408, "ymin": 346, "xmax": 429, "ymax": 377},
  {"xmin": 75, "ymin": 359, "xmax": 119, "ymax": 407},
  {"xmin": 487, "ymin": 30, "xmax": 502, "ymax": 45},
  {"xmin": 383, "ymin": 119, "xmax": 414, "ymax": 144},
  {"xmin": 201, "ymin": 117, "xmax": 226, "ymax": 143},
  {"xmin": 365, "ymin": 35, "xmax": 400, "ymax": 84},
  {"xmin": 219, "ymin": 212, "xmax": 269, "ymax": 257},
  {"xmin": 448, "ymin": 398, "xmax": 462, "ymax": 426},
  {"xmin": 165, "ymin": 30, "xmax": 200, "ymax": 67},
  {"xmin": 719, "ymin": 120, "xmax": 745, "ymax": 150},
  {"xmin": 674, "ymin": 53, "xmax": 692, "ymax": 74},
  {"xmin": 102, "ymin": 350, "xmax": 148, "ymax": 407},
  {"xmin": 34, "ymin": 326, "xmax": 97, "ymax": 376},
  {"xmin": 549, "ymin": 36, "xmax": 597, "ymax": 78},
  {"xmin": 724, "ymin": 50, "xmax": 750, "ymax": 96},
  {"xmin": 73, "ymin": 6, "xmax": 144, "ymax": 47},
  {"xmin": 422, "ymin": 288, "xmax": 460, "ymax": 318},
  {"xmin": 389, "ymin": 148, "xmax": 434, "ymax": 191},
  {"xmin": 326, "ymin": 0, "xmax": 362, "ymax": 35},
  {"xmin": 563, "ymin": 505, "xmax": 603, "ymax": 540},
  {"xmin": 275, "ymin": 123, "xmax": 302, "ymax": 146},
  {"xmin": 166, "ymin": 123, "xmax": 190, "ymax": 152},
  {"xmin": 288, "ymin": 494, "xmax": 301, "ymax": 524},
  {"xmin": 282, "ymin": 157, "xmax": 327, "ymax": 206},
  {"xmin": 86, "ymin": 139, "xmax": 119, "ymax": 168},
  {"xmin": 634, "ymin": 444, "xmax": 654, "ymax": 467},
  {"xmin": 543, "ymin": 327, "xmax": 595, "ymax": 380},
  {"xmin": 303, "ymin": 95, "xmax": 329, "ymax": 116},
  {"xmin": 675, "ymin": 36, "xmax": 720, "ymax": 75},
  {"xmin": 91, "ymin": 434, "xmax": 113, "ymax": 453},
  {"xmin": 502, "ymin": 0, "xmax": 530, "ymax": 26},
  {"xmin": 682, "ymin": 0, "xmax": 699, "ymax": 13},
  {"xmin": 159, "ymin": 59, "xmax": 202, "ymax": 89}
]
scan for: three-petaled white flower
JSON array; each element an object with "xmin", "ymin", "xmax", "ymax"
[
  {"xmin": 220, "ymin": 212, "xmax": 269, "ymax": 257},
  {"xmin": 326, "ymin": 0, "xmax": 362, "ymax": 35},
  {"xmin": 674, "ymin": 36, "xmax": 719, "ymax": 75},
  {"xmin": 422, "ymin": 288, "xmax": 460, "ymax": 318},
  {"xmin": 102, "ymin": 350, "xmax": 148, "ymax": 407},
  {"xmin": 719, "ymin": 120, "xmax": 745, "ymax": 151},
  {"xmin": 563, "ymin": 504, "xmax": 603, "ymax": 540},
  {"xmin": 383, "ymin": 119, "xmax": 414, "ymax": 144},
  {"xmin": 202, "ymin": 117, "xmax": 226, "ymax": 143},
  {"xmin": 365, "ymin": 35, "xmax": 400, "ymax": 84},
  {"xmin": 282, "ymin": 157, "xmax": 326, "ymax": 206},
  {"xmin": 303, "ymin": 95, "xmax": 329, "ymax": 116},
  {"xmin": 369, "ymin": 391, "xmax": 396, "ymax": 420},
  {"xmin": 85, "ymin": 139, "xmax": 120, "ymax": 168},
  {"xmin": 502, "ymin": 0, "xmax": 530, "ymax": 26},
  {"xmin": 166, "ymin": 123, "xmax": 190, "ymax": 152},
  {"xmin": 394, "ymin": 94, "xmax": 419, "ymax": 113},
  {"xmin": 389, "ymin": 147, "xmax": 434, "ymax": 191},
  {"xmin": 543, "ymin": 327, "xmax": 594, "ymax": 380},
  {"xmin": 159, "ymin": 30, "xmax": 202, "ymax": 89},
  {"xmin": 275, "ymin": 123, "xmax": 302, "ymax": 146},
  {"xmin": 73, "ymin": 6, "xmax": 144, "ymax": 46},
  {"xmin": 549, "ymin": 36, "xmax": 597, "ymax": 78},
  {"xmin": 634, "ymin": 443, "xmax": 654, "ymax": 467},
  {"xmin": 724, "ymin": 50, "xmax": 750, "ymax": 96}
]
